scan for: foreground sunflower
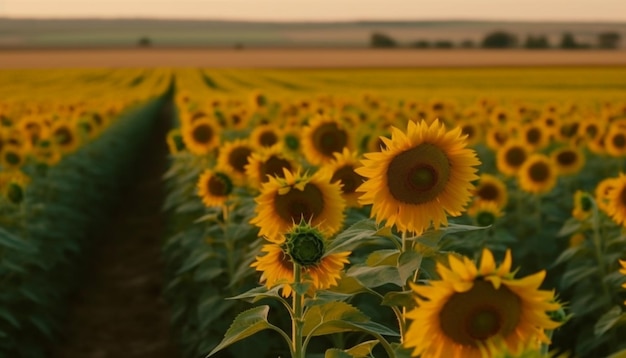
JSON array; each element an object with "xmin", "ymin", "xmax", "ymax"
[
  {"xmin": 405, "ymin": 249, "xmax": 562, "ymax": 358},
  {"xmin": 250, "ymin": 222, "xmax": 351, "ymax": 297},
  {"xmin": 250, "ymin": 169, "xmax": 345, "ymax": 243},
  {"xmin": 356, "ymin": 119, "xmax": 480, "ymax": 235}
]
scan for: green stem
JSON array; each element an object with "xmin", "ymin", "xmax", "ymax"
[
  {"xmin": 591, "ymin": 205, "xmax": 612, "ymax": 307},
  {"xmin": 292, "ymin": 263, "xmax": 304, "ymax": 358}
]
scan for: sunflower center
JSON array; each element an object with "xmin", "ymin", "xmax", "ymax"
[
  {"xmin": 286, "ymin": 229, "xmax": 325, "ymax": 267},
  {"xmin": 207, "ymin": 172, "xmax": 233, "ymax": 197},
  {"xmin": 526, "ymin": 128, "xmax": 541, "ymax": 144},
  {"xmin": 7, "ymin": 183, "xmax": 23, "ymax": 204},
  {"xmin": 612, "ymin": 133, "xmax": 626, "ymax": 149},
  {"xmin": 331, "ymin": 165, "xmax": 364, "ymax": 194},
  {"xmin": 192, "ymin": 124, "xmax": 213, "ymax": 144},
  {"xmin": 462, "ymin": 125, "xmax": 475, "ymax": 139},
  {"xmin": 386, "ymin": 143, "xmax": 450, "ymax": 204},
  {"xmin": 494, "ymin": 131, "xmax": 508, "ymax": 145},
  {"xmin": 477, "ymin": 184, "xmax": 499, "ymax": 201},
  {"xmin": 556, "ymin": 150, "xmax": 577, "ymax": 166},
  {"xmin": 620, "ymin": 187, "xmax": 626, "ymax": 207},
  {"xmin": 476, "ymin": 211, "xmax": 496, "ymax": 227},
  {"xmin": 228, "ymin": 147, "xmax": 252, "ymax": 173},
  {"xmin": 312, "ymin": 122, "xmax": 348, "ymax": 157},
  {"xmin": 439, "ymin": 280, "xmax": 521, "ymax": 346},
  {"xmin": 262, "ymin": 156, "xmax": 292, "ymax": 182},
  {"xmin": 259, "ymin": 131, "xmax": 278, "ymax": 147},
  {"xmin": 5, "ymin": 151, "xmax": 21, "ymax": 165},
  {"xmin": 528, "ymin": 162, "xmax": 550, "ymax": 183},
  {"xmin": 505, "ymin": 146, "xmax": 526, "ymax": 167},
  {"xmin": 275, "ymin": 183, "xmax": 324, "ymax": 224},
  {"xmin": 54, "ymin": 127, "xmax": 73, "ymax": 146},
  {"xmin": 585, "ymin": 125, "xmax": 598, "ymax": 137}
]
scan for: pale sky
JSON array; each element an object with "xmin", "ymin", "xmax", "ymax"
[{"xmin": 1, "ymin": 0, "xmax": 625, "ymax": 22}]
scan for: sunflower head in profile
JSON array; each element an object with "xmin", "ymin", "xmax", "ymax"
[
  {"xmin": 197, "ymin": 168, "xmax": 234, "ymax": 208},
  {"xmin": 572, "ymin": 190, "xmax": 594, "ymax": 221},
  {"xmin": 356, "ymin": 119, "xmax": 480, "ymax": 235},
  {"xmin": 250, "ymin": 169, "xmax": 345, "ymax": 243},
  {"xmin": 605, "ymin": 173, "xmax": 626, "ymax": 227},
  {"xmin": 312, "ymin": 148, "xmax": 364, "ymax": 206},
  {"xmin": 518, "ymin": 154, "xmax": 557, "ymax": 195},
  {"xmin": 550, "ymin": 146, "xmax": 585, "ymax": 176},
  {"xmin": 473, "ymin": 173, "xmax": 508, "ymax": 210},
  {"xmin": 166, "ymin": 128, "xmax": 186, "ymax": 155},
  {"xmin": 250, "ymin": 124, "xmax": 282, "ymax": 149},
  {"xmin": 244, "ymin": 145, "xmax": 298, "ymax": 189},
  {"xmin": 217, "ymin": 139, "xmax": 254, "ymax": 186},
  {"xmin": 250, "ymin": 222, "xmax": 351, "ymax": 298},
  {"xmin": 301, "ymin": 115, "xmax": 352, "ymax": 165},
  {"xmin": 404, "ymin": 249, "xmax": 562, "ymax": 358},
  {"xmin": 182, "ymin": 117, "xmax": 221, "ymax": 156},
  {"xmin": 497, "ymin": 141, "xmax": 529, "ymax": 177},
  {"xmin": 467, "ymin": 200, "xmax": 502, "ymax": 227}
]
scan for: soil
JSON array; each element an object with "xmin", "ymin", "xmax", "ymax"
[
  {"xmin": 0, "ymin": 49, "xmax": 625, "ymax": 69},
  {"xmin": 49, "ymin": 102, "xmax": 179, "ymax": 358}
]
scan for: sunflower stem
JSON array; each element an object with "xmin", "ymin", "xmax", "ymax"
[{"xmin": 292, "ymin": 263, "xmax": 304, "ymax": 358}]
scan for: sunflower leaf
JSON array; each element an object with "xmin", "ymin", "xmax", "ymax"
[
  {"xmin": 347, "ymin": 264, "xmax": 403, "ymax": 288},
  {"xmin": 206, "ymin": 305, "xmax": 272, "ymax": 357},
  {"xmin": 303, "ymin": 302, "xmax": 369, "ymax": 336},
  {"xmin": 327, "ymin": 219, "xmax": 397, "ymax": 254},
  {"xmin": 381, "ymin": 291, "xmax": 416, "ymax": 309},
  {"xmin": 325, "ymin": 349, "xmax": 354, "ymax": 358},
  {"xmin": 409, "ymin": 223, "xmax": 487, "ymax": 247},
  {"xmin": 594, "ymin": 305, "xmax": 626, "ymax": 336},
  {"xmin": 557, "ymin": 217, "xmax": 582, "ymax": 237},
  {"xmin": 345, "ymin": 340, "xmax": 380, "ymax": 357},
  {"xmin": 228, "ymin": 286, "xmax": 283, "ymax": 303},
  {"xmin": 397, "ymin": 250, "xmax": 422, "ymax": 283}
]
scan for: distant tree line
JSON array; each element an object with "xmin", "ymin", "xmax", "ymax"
[{"xmin": 370, "ymin": 30, "xmax": 622, "ymax": 49}]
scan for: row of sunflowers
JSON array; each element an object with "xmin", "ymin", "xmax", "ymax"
[
  {"xmin": 163, "ymin": 69, "xmax": 626, "ymax": 358},
  {"xmin": 0, "ymin": 68, "xmax": 172, "ymax": 356}
]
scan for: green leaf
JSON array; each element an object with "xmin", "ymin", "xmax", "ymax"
[
  {"xmin": 345, "ymin": 340, "xmax": 380, "ymax": 357},
  {"xmin": 329, "ymin": 273, "xmax": 367, "ymax": 295},
  {"xmin": 0, "ymin": 228, "xmax": 35, "ymax": 253},
  {"xmin": 325, "ymin": 349, "xmax": 354, "ymax": 358},
  {"xmin": 303, "ymin": 302, "xmax": 369, "ymax": 336},
  {"xmin": 291, "ymin": 282, "xmax": 311, "ymax": 296},
  {"xmin": 228, "ymin": 286, "xmax": 283, "ymax": 303},
  {"xmin": 560, "ymin": 265, "xmax": 599, "ymax": 289},
  {"xmin": 366, "ymin": 249, "xmax": 399, "ymax": 266},
  {"xmin": 306, "ymin": 290, "xmax": 355, "ymax": 307},
  {"xmin": 557, "ymin": 217, "xmax": 582, "ymax": 237},
  {"xmin": 607, "ymin": 349, "xmax": 626, "ymax": 358},
  {"xmin": 397, "ymin": 251, "xmax": 422, "ymax": 283},
  {"xmin": 381, "ymin": 291, "xmax": 416, "ymax": 309},
  {"xmin": 594, "ymin": 305, "xmax": 626, "ymax": 336},
  {"xmin": 551, "ymin": 245, "xmax": 586, "ymax": 268},
  {"xmin": 347, "ymin": 264, "xmax": 403, "ymax": 288},
  {"xmin": 410, "ymin": 223, "xmax": 487, "ymax": 248},
  {"xmin": 327, "ymin": 219, "xmax": 397, "ymax": 254},
  {"xmin": 391, "ymin": 342, "xmax": 413, "ymax": 358},
  {"xmin": 206, "ymin": 305, "xmax": 273, "ymax": 357}
]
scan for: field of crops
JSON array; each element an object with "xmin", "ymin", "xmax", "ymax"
[{"xmin": 2, "ymin": 66, "xmax": 626, "ymax": 358}]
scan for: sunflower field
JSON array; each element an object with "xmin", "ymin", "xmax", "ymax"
[{"xmin": 3, "ymin": 66, "xmax": 626, "ymax": 358}]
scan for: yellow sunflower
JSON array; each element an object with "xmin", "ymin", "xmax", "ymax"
[
  {"xmin": 605, "ymin": 173, "xmax": 626, "ymax": 227},
  {"xmin": 51, "ymin": 122, "xmax": 79, "ymax": 154},
  {"xmin": 496, "ymin": 141, "xmax": 529, "ymax": 177},
  {"xmin": 619, "ymin": 260, "xmax": 626, "ymax": 305},
  {"xmin": 569, "ymin": 233, "xmax": 586, "ymax": 248},
  {"xmin": 472, "ymin": 173, "xmax": 508, "ymax": 209},
  {"xmin": 250, "ymin": 124, "xmax": 282, "ymax": 149},
  {"xmin": 250, "ymin": 169, "xmax": 345, "ymax": 243},
  {"xmin": 572, "ymin": 190, "xmax": 593, "ymax": 221},
  {"xmin": 404, "ymin": 249, "xmax": 562, "ymax": 358},
  {"xmin": 356, "ymin": 119, "xmax": 480, "ymax": 235},
  {"xmin": 301, "ymin": 115, "xmax": 352, "ymax": 165},
  {"xmin": 467, "ymin": 200, "xmax": 502, "ymax": 227},
  {"xmin": 457, "ymin": 119, "xmax": 483, "ymax": 147},
  {"xmin": 244, "ymin": 145, "xmax": 298, "ymax": 189},
  {"xmin": 518, "ymin": 154, "xmax": 557, "ymax": 195},
  {"xmin": 0, "ymin": 170, "xmax": 30, "ymax": 205},
  {"xmin": 250, "ymin": 223, "xmax": 351, "ymax": 297},
  {"xmin": 550, "ymin": 146, "xmax": 585, "ymax": 176},
  {"xmin": 596, "ymin": 177, "xmax": 619, "ymax": 214},
  {"xmin": 217, "ymin": 139, "xmax": 254, "ymax": 186},
  {"xmin": 166, "ymin": 128, "xmax": 185, "ymax": 155},
  {"xmin": 485, "ymin": 126, "xmax": 511, "ymax": 151},
  {"xmin": 604, "ymin": 125, "xmax": 626, "ymax": 157},
  {"xmin": 197, "ymin": 168, "xmax": 234, "ymax": 207},
  {"xmin": 521, "ymin": 124, "xmax": 549, "ymax": 151},
  {"xmin": 0, "ymin": 144, "xmax": 26, "ymax": 170},
  {"xmin": 318, "ymin": 148, "xmax": 366, "ymax": 208},
  {"xmin": 181, "ymin": 117, "xmax": 221, "ymax": 156}
]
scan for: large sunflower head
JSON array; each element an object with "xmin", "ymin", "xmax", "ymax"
[
  {"xmin": 518, "ymin": 154, "xmax": 558, "ymax": 195},
  {"xmin": 550, "ymin": 146, "xmax": 585, "ymax": 176},
  {"xmin": 356, "ymin": 119, "xmax": 480, "ymax": 235},
  {"xmin": 197, "ymin": 168, "xmax": 234, "ymax": 207},
  {"xmin": 301, "ymin": 115, "xmax": 353, "ymax": 165},
  {"xmin": 405, "ymin": 249, "xmax": 562, "ymax": 358},
  {"xmin": 605, "ymin": 173, "xmax": 626, "ymax": 227},
  {"xmin": 182, "ymin": 117, "xmax": 221, "ymax": 156},
  {"xmin": 244, "ymin": 145, "xmax": 298, "ymax": 189},
  {"xmin": 250, "ymin": 169, "xmax": 346, "ymax": 243},
  {"xmin": 496, "ymin": 141, "xmax": 529, "ymax": 177},
  {"xmin": 472, "ymin": 173, "xmax": 508, "ymax": 209},
  {"xmin": 250, "ymin": 222, "xmax": 351, "ymax": 297},
  {"xmin": 318, "ymin": 148, "xmax": 366, "ymax": 208},
  {"xmin": 217, "ymin": 139, "xmax": 255, "ymax": 186}
]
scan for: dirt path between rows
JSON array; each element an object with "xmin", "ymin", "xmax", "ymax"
[
  {"xmin": 49, "ymin": 102, "xmax": 179, "ymax": 358},
  {"xmin": 1, "ymin": 49, "xmax": 626, "ymax": 68}
]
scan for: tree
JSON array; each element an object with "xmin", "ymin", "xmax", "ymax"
[
  {"xmin": 481, "ymin": 31, "xmax": 518, "ymax": 48},
  {"xmin": 597, "ymin": 32, "xmax": 621, "ymax": 49},
  {"xmin": 137, "ymin": 36, "xmax": 152, "ymax": 47},
  {"xmin": 370, "ymin": 32, "xmax": 397, "ymax": 48},
  {"xmin": 560, "ymin": 32, "xmax": 579, "ymax": 49},
  {"xmin": 524, "ymin": 35, "xmax": 550, "ymax": 49},
  {"xmin": 434, "ymin": 40, "xmax": 454, "ymax": 49},
  {"xmin": 411, "ymin": 40, "xmax": 431, "ymax": 48}
]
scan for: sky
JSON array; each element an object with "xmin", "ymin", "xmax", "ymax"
[{"xmin": 1, "ymin": 0, "xmax": 625, "ymax": 22}]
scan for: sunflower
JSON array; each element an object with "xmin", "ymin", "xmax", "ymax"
[
  {"xmin": 497, "ymin": 141, "xmax": 529, "ymax": 177},
  {"xmin": 318, "ymin": 148, "xmax": 366, "ymax": 207},
  {"xmin": 605, "ymin": 173, "xmax": 626, "ymax": 227},
  {"xmin": 521, "ymin": 124, "xmax": 549, "ymax": 151},
  {"xmin": 569, "ymin": 233, "xmax": 586, "ymax": 248},
  {"xmin": 245, "ymin": 145, "xmax": 298, "ymax": 189},
  {"xmin": 217, "ymin": 139, "xmax": 254, "ymax": 185},
  {"xmin": 467, "ymin": 200, "xmax": 502, "ymax": 227},
  {"xmin": 181, "ymin": 117, "xmax": 220, "ymax": 156},
  {"xmin": 572, "ymin": 190, "xmax": 593, "ymax": 221},
  {"xmin": 518, "ymin": 154, "xmax": 557, "ymax": 195},
  {"xmin": 301, "ymin": 115, "xmax": 352, "ymax": 165},
  {"xmin": 596, "ymin": 177, "xmax": 619, "ymax": 214},
  {"xmin": 166, "ymin": 128, "xmax": 185, "ymax": 155},
  {"xmin": 619, "ymin": 260, "xmax": 626, "ymax": 305},
  {"xmin": 250, "ymin": 169, "xmax": 345, "ymax": 243},
  {"xmin": 197, "ymin": 168, "xmax": 234, "ymax": 207},
  {"xmin": 604, "ymin": 125, "xmax": 626, "ymax": 157},
  {"xmin": 485, "ymin": 126, "xmax": 511, "ymax": 151},
  {"xmin": 250, "ymin": 124, "xmax": 282, "ymax": 149},
  {"xmin": 0, "ymin": 170, "xmax": 30, "ymax": 205},
  {"xmin": 457, "ymin": 119, "xmax": 483, "ymax": 147},
  {"xmin": 404, "ymin": 249, "xmax": 562, "ymax": 358},
  {"xmin": 356, "ymin": 119, "xmax": 480, "ymax": 235},
  {"xmin": 51, "ymin": 122, "xmax": 79, "ymax": 154},
  {"xmin": 550, "ymin": 146, "xmax": 585, "ymax": 176},
  {"xmin": 578, "ymin": 118, "xmax": 605, "ymax": 142},
  {"xmin": 251, "ymin": 224, "xmax": 351, "ymax": 297},
  {"xmin": 473, "ymin": 174, "xmax": 508, "ymax": 209},
  {"xmin": 0, "ymin": 144, "xmax": 25, "ymax": 170}
]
